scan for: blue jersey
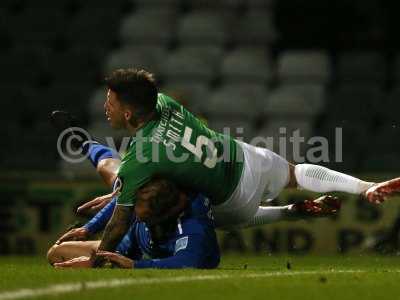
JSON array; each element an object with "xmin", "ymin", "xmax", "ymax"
[{"xmin": 84, "ymin": 193, "xmax": 220, "ymax": 269}]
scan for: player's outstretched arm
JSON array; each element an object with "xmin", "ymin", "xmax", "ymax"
[
  {"xmin": 135, "ymin": 234, "xmax": 219, "ymax": 269},
  {"xmin": 56, "ymin": 227, "xmax": 89, "ymax": 245},
  {"xmin": 56, "ymin": 197, "xmax": 118, "ymax": 245},
  {"xmin": 96, "ymin": 251, "xmax": 133, "ymax": 268},
  {"xmin": 80, "ymin": 198, "xmax": 117, "ymax": 235},
  {"xmin": 92, "ymin": 204, "xmax": 133, "ymax": 267},
  {"xmin": 77, "ymin": 190, "xmax": 117, "ymax": 214}
]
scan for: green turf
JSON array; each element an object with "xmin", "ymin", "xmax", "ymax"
[{"xmin": 1, "ymin": 255, "xmax": 400, "ymax": 300}]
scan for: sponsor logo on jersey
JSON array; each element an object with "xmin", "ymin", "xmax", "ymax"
[{"xmin": 175, "ymin": 236, "xmax": 189, "ymax": 254}]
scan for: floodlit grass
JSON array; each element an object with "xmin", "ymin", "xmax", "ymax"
[{"xmin": 1, "ymin": 255, "xmax": 400, "ymax": 300}]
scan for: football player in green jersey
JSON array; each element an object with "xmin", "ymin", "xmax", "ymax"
[{"xmin": 62, "ymin": 68, "xmax": 400, "ymax": 267}]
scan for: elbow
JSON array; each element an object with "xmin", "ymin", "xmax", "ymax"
[{"xmin": 97, "ymin": 158, "xmax": 119, "ymax": 188}]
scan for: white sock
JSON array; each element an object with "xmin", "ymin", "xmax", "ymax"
[
  {"xmin": 245, "ymin": 206, "xmax": 292, "ymax": 227},
  {"xmin": 294, "ymin": 164, "xmax": 374, "ymax": 195}
]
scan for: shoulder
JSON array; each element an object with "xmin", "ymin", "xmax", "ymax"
[
  {"xmin": 179, "ymin": 214, "xmax": 213, "ymax": 237},
  {"xmin": 117, "ymin": 154, "xmax": 138, "ymax": 175},
  {"xmin": 157, "ymin": 93, "xmax": 181, "ymax": 110}
]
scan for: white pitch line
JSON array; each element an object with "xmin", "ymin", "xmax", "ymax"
[{"xmin": 0, "ymin": 269, "xmax": 396, "ymax": 300}]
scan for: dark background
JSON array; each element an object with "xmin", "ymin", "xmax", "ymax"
[
  {"xmin": 1, "ymin": 0, "xmax": 400, "ymax": 174},
  {"xmin": 1, "ymin": 0, "xmax": 400, "ymax": 256}
]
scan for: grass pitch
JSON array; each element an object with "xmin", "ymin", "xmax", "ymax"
[{"xmin": 1, "ymin": 255, "xmax": 400, "ymax": 300}]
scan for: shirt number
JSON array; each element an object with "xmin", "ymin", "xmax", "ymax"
[{"xmin": 182, "ymin": 126, "xmax": 217, "ymax": 168}]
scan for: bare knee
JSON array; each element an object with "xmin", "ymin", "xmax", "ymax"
[{"xmin": 47, "ymin": 244, "xmax": 63, "ymax": 265}]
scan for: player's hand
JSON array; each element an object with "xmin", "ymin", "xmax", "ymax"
[
  {"xmin": 77, "ymin": 192, "xmax": 115, "ymax": 214},
  {"xmin": 56, "ymin": 227, "xmax": 89, "ymax": 244},
  {"xmin": 54, "ymin": 256, "xmax": 93, "ymax": 268},
  {"xmin": 96, "ymin": 251, "xmax": 134, "ymax": 269}
]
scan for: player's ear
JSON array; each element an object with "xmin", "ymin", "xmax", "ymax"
[{"xmin": 124, "ymin": 110, "xmax": 132, "ymax": 121}]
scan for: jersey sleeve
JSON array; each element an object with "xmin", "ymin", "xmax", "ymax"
[
  {"xmin": 116, "ymin": 156, "xmax": 154, "ymax": 206},
  {"xmin": 133, "ymin": 234, "xmax": 218, "ymax": 269},
  {"xmin": 83, "ymin": 197, "xmax": 117, "ymax": 234}
]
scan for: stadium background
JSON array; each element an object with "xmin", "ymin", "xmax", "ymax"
[{"xmin": 1, "ymin": 0, "xmax": 400, "ymax": 257}]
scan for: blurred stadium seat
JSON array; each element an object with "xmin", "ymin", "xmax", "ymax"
[
  {"xmin": 221, "ymin": 47, "xmax": 274, "ymax": 84},
  {"xmin": 162, "ymin": 46, "xmax": 220, "ymax": 84},
  {"xmin": 256, "ymin": 118, "xmax": 313, "ymax": 162},
  {"xmin": 177, "ymin": 11, "xmax": 229, "ymax": 46},
  {"xmin": 103, "ymin": 46, "xmax": 167, "ymax": 76},
  {"xmin": 277, "ymin": 50, "xmax": 331, "ymax": 85},
  {"xmin": 232, "ymin": 11, "xmax": 277, "ymax": 45},
  {"xmin": 265, "ymin": 84, "xmax": 326, "ymax": 117},
  {"xmin": 207, "ymin": 118, "xmax": 256, "ymax": 142},
  {"xmin": 205, "ymin": 84, "xmax": 268, "ymax": 119},
  {"xmin": 161, "ymin": 82, "xmax": 210, "ymax": 114},
  {"xmin": 120, "ymin": 10, "xmax": 177, "ymax": 47}
]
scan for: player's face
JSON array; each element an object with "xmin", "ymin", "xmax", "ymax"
[{"xmin": 104, "ymin": 89, "xmax": 129, "ymax": 129}]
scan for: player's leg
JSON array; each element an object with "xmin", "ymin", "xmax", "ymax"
[
  {"xmin": 213, "ymin": 140, "xmax": 348, "ymax": 228},
  {"xmin": 244, "ymin": 195, "xmax": 341, "ymax": 227},
  {"xmin": 237, "ymin": 139, "xmax": 398, "ymax": 204},
  {"xmin": 288, "ymin": 163, "xmax": 374, "ymax": 194},
  {"xmin": 288, "ymin": 164, "xmax": 400, "ymax": 203},
  {"xmin": 47, "ymin": 241, "xmax": 100, "ymax": 264},
  {"xmin": 213, "ymin": 142, "xmax": 291, "ymax": 227},
  {"xmin": 242, "ymin": 136, "xmax": 399, "ymax": 204},
  {"xmin": 244, "ymin": 205, "xmax": 292, "ymax": 227}
]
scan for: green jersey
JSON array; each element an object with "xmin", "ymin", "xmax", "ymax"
[{"xmin": 116, "ymin": 93, "xmax": 244, "ymax": 206}]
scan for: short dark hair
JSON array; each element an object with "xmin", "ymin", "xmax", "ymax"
[{"xmin": 104, "ymin": 68, "xmax": 158, "ymax": 117}]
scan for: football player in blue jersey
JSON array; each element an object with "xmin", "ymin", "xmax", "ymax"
[
  {"xmin": 47, "ymin": 143, "xmax": 220, "ymax": 269},
  {"xmin": 49, "ymin": 180, "xmax": 220, "ymax": 269}
]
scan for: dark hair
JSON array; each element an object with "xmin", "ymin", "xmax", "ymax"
[
  {"xmin": 137, "ymin": 179, "xmax": 187, "ymax": 243},
  {"xmin": 137, "ymin": 178, "xmax": 183, "ymax": 223},
  {"xmin": 104, "ymin": 68, "xmax": 158, "ymax": 118}
]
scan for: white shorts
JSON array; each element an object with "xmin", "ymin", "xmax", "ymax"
[{"xmin": 212, "ymin": 141, "xmax": 289, "ymax": 228}]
